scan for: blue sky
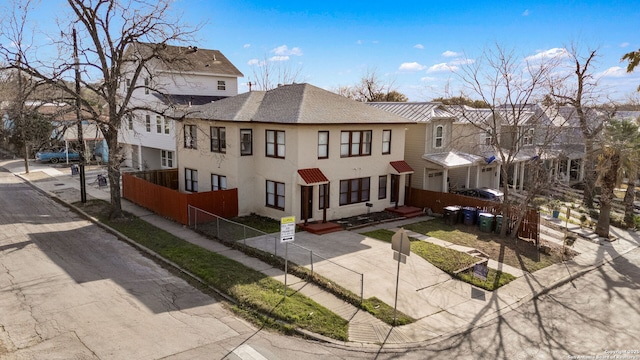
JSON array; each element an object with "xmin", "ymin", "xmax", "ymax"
[
  {"xmin": 6, "ymin": 0, "xmax": 640, "ymax": 102},
  {"xmin": 179, "ymin": 0, "xmax": 640, "ymax": 101}
]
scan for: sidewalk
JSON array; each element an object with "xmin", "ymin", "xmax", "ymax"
[{"xmin": 3, "ymin": 158, "xmax": 639, "ymax": 348}]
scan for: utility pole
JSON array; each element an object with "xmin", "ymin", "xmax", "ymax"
[
  {"xmin": 16, "ymin": 53, "xmax": 29, "ymax": 174},
  {"xmin": 73, "ymin": 28, "xmax": 87, "ymax": 203}
]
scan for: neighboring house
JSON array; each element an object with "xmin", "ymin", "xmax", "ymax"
[
  {"xmin": 175, "ymin": 83, "xmax": 415, "ymax": 223},
  {"xmin": 368, "ymin": 102, "xmax": 501, "ymax": 193},
  {"xmin": 118, "ymin": 43, "xmax": 243, "ymax": 171}
]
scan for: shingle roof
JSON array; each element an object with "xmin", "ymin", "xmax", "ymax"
[
  {"xmin": 367, "ymin": 102, "xmax": 456, "ymax": 122},
  {"xmin": 128, "ymin": 42, "xmax": 243, "ymax": 77},
  {"xmin": 185, "ymin": 83, "xmax": 415, "ymax": 124}
]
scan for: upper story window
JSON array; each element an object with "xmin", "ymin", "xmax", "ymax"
[
  {"xmin": 185, "ymin": 168, "xmax": 198, "ymax": 192},
  {"xmin": 266, "ymin": 130, "xmax": 285, "ymax": 158},
  {"xmin": 339, "ymin": 177, "xmax": 370, "ymax": 205},
  {"xmin": 266, "ymin": 180, "xmax": 285, "ymax": 210},
  {"xmin": 125, "ymin": 78, "xmax": 131, "ymax": 92},
  {"xmin": 318, "ymin": 131, "xmax": 329, "ymax": 159},
  {"xmin": 340, "ymin": 130, "xmax": 372, "ymax": 157},
  {"xmin": 210, "ymin": 126, "xmax": 226, "ymax": 153},
  {"xmin": 484, "ymin": 128, "xmax": 493, "ymax": 145},
  {"xmin": 434, "ymin": 125, "xmax": 444, "ymax": 149},
  {"xmin": 184, "ymin": 124, "xmax": 197, "ymax": 149},
  {"xmin": 211, "ymin": 174, "xmax": 227, "ymax": 191},
  {"xmin": 145, "ymin": 115, "xmax": 151, "ymax": 132},
  {"xmin": 217, "ymin": 80, "xmax": 226, "ymax": 91},
  {"xmin": 144, "ymin": 77, "xmax": 150, "ymax": 94},
  {"xmin": 523, "ymin": 128, "xmax": 534, "ymax": 146},
  {"xmin": 127, "ymin": 114, "xmax": 133, "ymax": 130},
  {"xmin": 156, "ymin": 115, "xmax": 162, "ymax": 133},
  {"xmin": 240, "ymin": 129, "xmax": 253, "ymax": 156},
  {"xmin": 164, "ymin": 118, "xmax": 170, "ymax": 134},
  {"xmin": 382, "ymin": 130, "xmax": 391, "ymax": 155}
]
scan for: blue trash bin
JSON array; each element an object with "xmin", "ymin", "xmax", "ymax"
[{"xmin": 463, "ymin": 207, "xmax": 477, "ymax": 225}]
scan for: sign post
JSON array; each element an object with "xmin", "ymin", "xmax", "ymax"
[
  {"xmin": 280, "ymin": 216, "xmax": 296, "ymax": 298},
  {"xmin": 391, "ymin": 228, "xmax": 410, "ymax": 325}
]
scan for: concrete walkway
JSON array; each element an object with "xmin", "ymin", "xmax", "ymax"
[{"xmin": 3, "ymin": 157, "xmax": 639, "ymax": 348}]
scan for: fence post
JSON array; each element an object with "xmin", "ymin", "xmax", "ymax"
[
  {"xmin": 243, "ymin": 225, "xmax": 247, "ymax": 247},
  {"xmin": 216, "ymin": 216, "xmax": 220, "ymax": 238},
  {"xmin": 310, "ymin": 250, "xmax": 314, "ymax": 276}
]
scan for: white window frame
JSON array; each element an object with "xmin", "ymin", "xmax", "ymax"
[
  {"xmin": 434, "ymin": 125, "xmax": 444, "ymax": 149},
  {"xmin": 161, "ymin": 150, "xmax": 174, "ymax": 168}
]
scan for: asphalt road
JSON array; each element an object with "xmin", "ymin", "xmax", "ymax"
[{"xmin": 2, "ymin": 163, "xmax": 640, "ymax": 360}]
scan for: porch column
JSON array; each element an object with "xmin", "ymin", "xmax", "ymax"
[
  {"xmin": 475, "ymin": 166, "xmax": 481, "ymax": 189},
  {"xmin": 566, "ymin": 158, "xmax": 571, "ymax": 182},
  {"xmin": 512, "ymin": 163, "xmax": 519, "ymax": 190},
  {"xmin": 495, "ymin": 164, "xmax": 502, "ymax": 189},
  {"xmin": 554, "ymin": 159, "xmax": 560, "ymax": 180},
  {"xmin": 442, "ymin": 168, "xmax": 449, "ymax": 192},
  {"xmin": 579, "ymin": 159, "xmax": 585, "ymax": 181},
  {"xmin": 465, "ymin": 166, "xmax": 471, "ymax": 189},
  {"xmin": 137, "ymin": 141, "xmax": 143, "ymax": 170},
  {"xmin": 519, "ymin": 162, "xmax": 526, "ymax": 191}
]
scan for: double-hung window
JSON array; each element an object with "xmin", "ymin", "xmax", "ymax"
[
  {"xmin": 211, "ymin": 174, "xmax": 227, "ymax": 190},
  {"xmin": 127, "ymin": 114, "xmax": 133, "ymax": 130},
  {"xmin": 340, "ymin": 130, "xmax": 372, "ymax": 157},
  {"xmin": 523, "ymin": 128, "xmax": 534, "ymax": 145},
  {"xmin": 266, "ymin": 180, "xmax": 285, "ymax": 210},
  {"xmin": 434, "ymin": 125, "xmax": 444, "ymax": 148},
  {"xmin": 266, "ymin": 130, "xmax": 285, "ymax": 158},
  {"xmin": 185, "ymin": 168, "xmax": 198, "ymax": 192},
  {"xmin": 240, "ymin": 129, "xmax": 253, "ymax": 156},
  {"xmin": 161, "ymin": 150, "xmax": 173, "ymax": 167},
  {"xmin": 156, "ymin": 115, "xmax": 162, "ymax": 133},
  {"xmin": 382, "ymin": 130, "xmax": 391, "ymax": 154},
  {"xmin": 318, "ymin": 131, "xmax": 329, "ymax": 159},
  {"xmin": 484, "ymin": 129, "xmax": 493, "ymax": 145},
  {"xmin": 144, "ymin": 77, "xmax": 150, "ymax": 94},
  {"xmin": 339, "ymin": 177, "xmax": 370, "ymax": 205},
  {"xmin": 145, "ymin": 115, "xmax": 151, "ymax": 132},
  {"xmin": 217, "ymin": 80, "xmax": 226, "ymax": 91},
  {"xmin": 210, "ymin": 126, "xmax": 226, "ymax": 153},
  {"xmin": 378, "ymin": 175, "xmax": 387, "ymax": 199},
  {"xmin": 184, "ymin": 125, "xmax": 197, "ymax": 149}
]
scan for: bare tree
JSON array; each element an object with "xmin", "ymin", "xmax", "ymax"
[
  {"xmin": 1, "ymin": 0, "xmax": 198, "ymax": 219},
  {"xmin": 249, "ymin": 54, "xmax": 303, "ymax": 91},
  {"xmin": 549, "ymin": 46, "xmax": 607, "ymax": 209},
  {"xmin": 455, "ymin": 44, "xmax": 563, "ymax": 237},
  {"xmin": 335, "ymin": 68, "xmax": 407, "ymax": 102}
]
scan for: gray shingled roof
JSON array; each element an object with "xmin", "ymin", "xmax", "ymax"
[
  {"xmin": 184, "ymin": 83, "xmax": 415, "ymax": 124},
  {"xmin": 367, "ymin": 102, "xmax": 455, "ymax": 122},
  {"xmin": 128, "ymin": 42, "xmax": 243, "ymax": 77}
]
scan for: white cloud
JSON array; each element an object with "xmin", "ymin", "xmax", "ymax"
[
  {"xmin": 269, "ymin": 55, "xmax": 290, "ymax": 62},
  {"xmin": 420, "ymin": 76, "xmax": 437, "ymax": 82},
  {"xmin": 247, "ymin": 58, "xmax": 261, "ymax": 66},
  {"xmin": 427, "ymin": 63, "xmax": 457, "ymax": 73},
  {"xmin": 356, "ymin": 40, "xmax": 362, "ymax": 45},
  {"xmin": 525, "ymin": 48, "xmax": 569, "ymax": 61},
  {"xmin": 442, "ymin": 50, "xmax": 461, "ymax": 58},
  {"xmin": 449, "ymin": 58, "xmax": 475, "ymax": 65},
  {"xmin": 271, "ymin": 45, "xmax": 303, "ymax": 56},
  {"xmin": 399, "ymin": 62, "xmax": 427, "ymax": 72},
  {"xmin": 598, "ymin": 66, "xmax": 628, "ymax": 78},
  {"xmin": 522, "ymin": 9, "xmax": 530, "ymax": 16},
  {"xmin": 243, "ymin": 44, "xmax": 251, "ymax": 49},
  {"xmin": 620, "ymin": 42, "xmax": 630, "ymax": 48},
  {"xmin": 414, "ymin": 44, "xmax": 424, "ymax": 49}
]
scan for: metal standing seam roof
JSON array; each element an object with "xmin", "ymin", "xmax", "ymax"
[
  {"xmin": 297, "ymin": 168, "xmax": 329, "ymax": 184},
  {"xmin": 422, "ymin": 151, "xmax": 485, "ymax": 169},
  {"xmin": 367, "ymin": 102, "xmax": 456, "ymax": 122}
]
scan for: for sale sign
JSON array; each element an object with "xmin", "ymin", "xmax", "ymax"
[{"xmin": 280, "ymin": 216, "xmax": 296, "ymax": 243}]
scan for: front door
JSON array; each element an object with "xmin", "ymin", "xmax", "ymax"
[
  {"xmin": 391, "ymin": 174, "xmax": 400, "ymax": 205},
  {"xmin": 300, "ymin": 185, "xmax": 313, "ymax": 224}
]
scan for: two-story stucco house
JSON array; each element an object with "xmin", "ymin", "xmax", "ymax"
[
  {"xmin": 118, "ymin": 43, "xmax": 243, "ymax": 170},
  {"xmin": 368, "ymin": 102, "xmax": 501, "ymax": 193},
  {"xmin": 175, "ymin": 83, "xmax": 415, "ymax": 223}
]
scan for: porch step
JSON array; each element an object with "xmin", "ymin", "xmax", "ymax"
[
  {"xmin": 298, "ymin": 222, "xmax": 343, "ymax": 235},
  {"xmin": 385, "ymin": 206, "xmax": 425, "ymax": 218}
]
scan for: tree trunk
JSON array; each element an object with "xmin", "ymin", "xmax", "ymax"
[
  {"xmin": 623, "ymin": 172, "xmax": 637, "ymax": 228},
  {"xmin": 595, "ymin": 152, "xmax": 620, "ymax": 238},
  {"xmin": 582, "ymin": 139, "xmax": 596, "ymax": 208},
  {"xmin": 104, "ymin": 129, "xmax": 123, "ymax": 219}
]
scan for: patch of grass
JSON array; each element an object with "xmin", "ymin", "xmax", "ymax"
[
  {"xmin": 362, "ymin": 229, "xmax": 514, "ymax": 290},
  {"xmin": 403, "ymin": 218, "xmax": 566, "ymax": 273},
  {"xmin": 79, "ymin": 200, "xmax": 348, "ymax": 340},
  {"xmin": 361, "ymin": 297, "xmax": 413, "ymax": 326},
  {"xmin": 230, "ymin": 214, "xmax": 282, "ymax": 233}
]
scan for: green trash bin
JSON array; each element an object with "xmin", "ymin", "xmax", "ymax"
[
  {"xmin": 495, "ymin": 215, "xmax": 503, "ymax": 233},
  {"xmin": 478, "ymin": 213, "xmax": 495, "ymax": 233}
]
